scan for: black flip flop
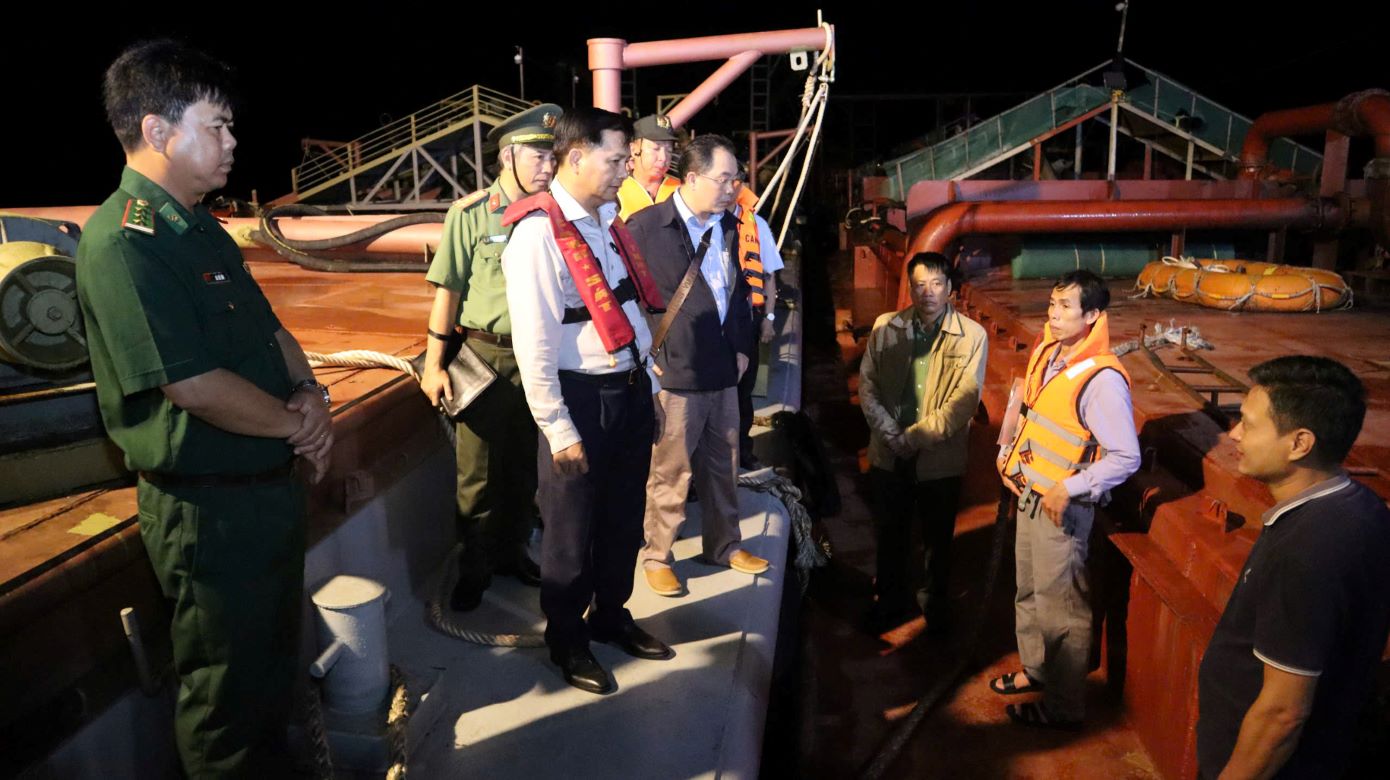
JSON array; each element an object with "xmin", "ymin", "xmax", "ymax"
[
  {"xmin": 1006, "ymin": 702, "xmax": 1081, "ymax": 732},
  {"xmin": 989, "ymin": 672, "xmax": 1045, "ymax": 696}
]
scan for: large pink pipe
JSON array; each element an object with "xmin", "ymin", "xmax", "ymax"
[
  {"xmin": 588, "ymin": 38, "xmax": 626, "ymax": 113},
  {"xmin": 1240, "ymin": 90, "xmax": 1390, "ymax": 179},
  {"xmin": 587, "ymin": 26, "xmax": 832, "ymax": 120},
  {"xmin": 667, "ymin": 51, "xmax": 762, "ymax": 128},
  {"xmin": 621, "ymin": 28, "xmax": 829, "ymax": 68}
]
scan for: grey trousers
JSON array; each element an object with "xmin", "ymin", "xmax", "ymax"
[
  {"xmin": 640, "ymin": 387, "xmax": 743, "ymax": 568},
  {"xmin": 1014, "ymin": 489, "xmax": 1094, "ymax": 721}
]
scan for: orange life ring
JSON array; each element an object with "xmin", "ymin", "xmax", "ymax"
[{"xmin": 1134, "ymin": 257, "xmax": 1352, "ymax": 312}]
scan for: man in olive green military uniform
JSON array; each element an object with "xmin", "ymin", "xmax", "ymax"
[
  {"xmin": 75, "ymin": 41, "xmax": 332, "ymax": 776},
  {"xmin": 420, "ymin": 103, "xmax": 561, "ymax": 610}
]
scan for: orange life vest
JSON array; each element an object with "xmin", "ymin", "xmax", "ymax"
[
  {"xmin": 734, "ymin": 188, "xmax": 766, "ymax": 308},
  {"xmin": 617, "ymin": 175, "xmax": 680, "ymax": 221},
  {"xmin": 999, "ymin": 313, "xmax": 1131, "ymax": 497},
  {"xmin": 502, "ymin": 193, "xmax": 665, "ymax": 358}
]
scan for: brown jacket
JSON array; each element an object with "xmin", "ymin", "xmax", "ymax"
[{"xmin": 858, "ymin": 303, "xmax": 988, "ymax": 479}]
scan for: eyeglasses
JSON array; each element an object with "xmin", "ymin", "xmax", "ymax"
[{"xmin": 693, "ymin": 172, "xmax": 737, "ymax": 190}]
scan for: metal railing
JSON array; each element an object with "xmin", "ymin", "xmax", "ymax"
[
  {"xmin": 884, "ymin": 59, "xmax": 1323, "ymax": 199},
  {"xmin": 289, "ymin": 85, "xmax": 532, "ymax": 197}
]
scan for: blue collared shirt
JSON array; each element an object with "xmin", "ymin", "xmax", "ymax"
[{"xmin": 672, "ymin": 189, "xmax": 732, "ymax": 323}]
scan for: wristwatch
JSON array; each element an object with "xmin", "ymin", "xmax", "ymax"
[
  {"xmin": 291, "ymin": 379, "xmax": 331, "ymax": 406},
  {"xmin": 765, "ymin": 311, "xmax": 776, "ymax": 321}
]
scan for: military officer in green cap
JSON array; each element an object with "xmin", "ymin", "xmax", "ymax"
[
  {"xmin": 420, "ymin": 102, "xmax": 562, "ymax": 609},
  {"xmin": 75, "ymin": 40, "xmax": 331, "ymax": 776}
]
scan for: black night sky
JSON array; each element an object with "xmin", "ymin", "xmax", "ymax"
[{"xmin": 1, "ymin": 1, "xmax": 1384, "ymax": 208}]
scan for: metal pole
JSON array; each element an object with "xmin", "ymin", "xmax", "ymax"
[
  {"xmin": 473, "ymin": 106, "xmax": 485, "ymax": 190},
  {"xmin": 1185, "ymin": 140, "xmax": 1195, "ymax": 180},
  {"xmin": 515, "ymin": 46, "xmax": 526, "ymax": 100},
  {"xmin": 1107, "ymin": 95, "xmax": 1119, "ymax": 180},
  {"xmin": 1075, "ymin": 123, "xmax": 1083, "ymax": 179}
]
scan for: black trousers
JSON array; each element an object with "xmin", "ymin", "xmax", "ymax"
[
  {"xmin": 538, "ymin": 369, "xmax": 655, "ymax": 650},
  {"xmin": 871, "ymin": 464, "xmax": 962, "ymax": 620},
  {"xmin": 737, "ymin": 314, "xmax": 763, "ymax": 462}
]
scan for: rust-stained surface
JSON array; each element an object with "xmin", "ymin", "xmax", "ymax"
[
  {"xmin": 811, "ymin": 268, "xmax": 1388, "ymax": 778},
  {"xmin": 961, "ymin": 273, "xmax": 1390, "ymax": 779},
  {"xmin": 0, "ymin": 259, "xmax": 439, "ymax": 748}
]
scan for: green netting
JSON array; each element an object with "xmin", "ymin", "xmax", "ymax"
[
  {"xmin": 884, "ymin": 60, "xmax": 1322, "ymax": 201},
  {"xmin": 885, "ymin": 85, "xmax": 1113, "ymax": 198},
  {"xmin": 1010, "ymin": 241, "xmax": 1236, "ymax": 279}
]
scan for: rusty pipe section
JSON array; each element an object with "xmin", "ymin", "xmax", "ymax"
[
  {"xmin": 910, "ymin": 198, "xmax": 1348, "ymax": 258},
  {"xmin": 1, "ymin": 206, "xmax": 444, "ymax": 258},
  {"xmin": 1240, "ymin": 89, "xmax": 1390, "ymax": 179}
]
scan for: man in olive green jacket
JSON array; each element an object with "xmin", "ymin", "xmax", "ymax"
[{"xmin": 859, "ymin": 252, "xmax": 988, "ymax": 634}]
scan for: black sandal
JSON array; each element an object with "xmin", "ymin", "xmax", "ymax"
[
  {"xmin": 989, "ymin": 672, "xmax": 1045, "ymax": 696},
  {"xmin": 1006, "ymin": 702, "xmax": 1081, "ymax": 731}
]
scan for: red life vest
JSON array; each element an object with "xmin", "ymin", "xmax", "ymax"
[{"xmin": 502, "ymin": 192, "xmax": 666, "ymax": 357}]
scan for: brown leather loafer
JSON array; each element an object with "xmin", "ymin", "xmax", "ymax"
[
  {"xmin": 729, "ymin": 549, "xmax": 770, "ymax": 575},
  {"xmin": 644, "ymin": 566, "xmax": 682, "ymax": 597}
]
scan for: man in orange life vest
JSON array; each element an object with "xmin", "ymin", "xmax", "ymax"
[
  {"xmin": 991, "ymin": 270, "xmax": 1140, "ymax": 729},
  {"xmin": 502, "ymin": 107, "xmax": 674, "ymax": 695},
  {"xmin": 616, "ymin": 114, "xmax": 680, "ymax": 221}
]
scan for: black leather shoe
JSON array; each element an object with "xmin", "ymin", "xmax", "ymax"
[
  {"xmin": 592, "ymin": 621, "xmax": 674, "ymax": 660},
  {"xmin": 550, "ymin": 645, "xmax": 615, "ymax": 695}
]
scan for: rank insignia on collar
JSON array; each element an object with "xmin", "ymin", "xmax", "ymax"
[
  {"xmin": 489, "ymin": 192, "xmax": 502, "ymax": 212},
  {"xmin": 453, "ymin": 190, "xmax": 488, "ymax": 210},
  {"xmin": 121, "ymin": 199, "xmax": 155, "ymax": 235}
]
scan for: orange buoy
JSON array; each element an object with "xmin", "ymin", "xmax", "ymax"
[{"xmin": 1134, "ymin": 257, "xmax": 1352, "ymax": 312}]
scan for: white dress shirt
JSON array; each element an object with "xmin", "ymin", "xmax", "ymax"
[
  {"xmin": 502, "ymin": 179, "xmax": 659, "ymax": 454},
  {"xmin": 671, "ymin": 190, "xmax": 733, "ymax": 323}
]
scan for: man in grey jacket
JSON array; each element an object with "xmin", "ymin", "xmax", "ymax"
[{"xmin": 859, "ymin": 252, "xmax": 988, "ymax": 635}]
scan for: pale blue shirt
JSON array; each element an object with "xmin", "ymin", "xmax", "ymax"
[
  {"xmin": 745, "ymin": 209, "xmax": 785, "ymax": 273},
  {"xmin": 672, "ymin": 189, "xmax": 732, "ymax": 323},
  {"xmin": 1040, "ymin": 346, "xmax": 1142, "ymax": 503}
]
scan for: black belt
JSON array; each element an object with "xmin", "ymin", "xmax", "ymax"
[
  {"xmin": 558, "ymin": 367, "xmax": 646, "ymax": 387},
  {"xmin": 464, "ymin": 329, "xmax": 512, "ymax": 348},
  {"xmin": 139, "ymin": 461, "xmax": 296, "ymax": 489},
  {"xmin": 562, "ymin": 277, "xmax": 638, "ymax": 324}
]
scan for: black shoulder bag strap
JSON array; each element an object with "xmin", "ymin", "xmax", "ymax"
[{"xmin": 650, "ymin": 226, "xmax": 713, "ymax": 356}]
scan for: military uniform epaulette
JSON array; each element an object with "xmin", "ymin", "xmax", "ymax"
[
  {"xmin": 452, "ymin": 190, "xmax": 489, "ymax": 210},
  {"xmin": 121, "ymin": 198, "xmax": 155, "ymax": 235}
]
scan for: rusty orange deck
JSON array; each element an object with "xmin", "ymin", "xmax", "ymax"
[{"xmin": 0, "ymin": 260, "xmax": 440, "ymax": 751}]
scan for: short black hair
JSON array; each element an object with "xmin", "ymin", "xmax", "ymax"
[
  {"xmin": 906, "ymin": 251, "xmax": 952, "ymax": 280},
  {"xmin": 103, "ymin": 40, "xmax": 237, "ymax": 152},
  {"xmin": 553, "ymin": 107, "xmax": 632, "ymax": 165},
  {"xmin": 1054, "ymin": 269, "xmax": 1110, "ymax": 313},
  {"xmin": 1249, "ymin": 356, "xmax": 1366, "ymax": 468},
  {"xmin": 679, "ymin": 134, "xmax": 737, "ymax": 178}
]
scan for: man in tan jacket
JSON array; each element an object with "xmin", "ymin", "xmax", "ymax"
[{"xmin": 859, "ymin": 252, "xmax": 988, "ymax": 635}]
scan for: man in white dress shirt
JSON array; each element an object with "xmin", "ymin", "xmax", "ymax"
[{"xmin": 501, "ymin": 107, "xmax": 673, "ymax": 695}]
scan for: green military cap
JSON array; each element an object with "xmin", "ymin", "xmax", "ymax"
[
  {"xmin": 633, "ymin": 113, "xmax": 678, "ymax": 142},
  {"xmin": 487, "ymin": 103, "xmax": 563, "ymax": 148}
]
